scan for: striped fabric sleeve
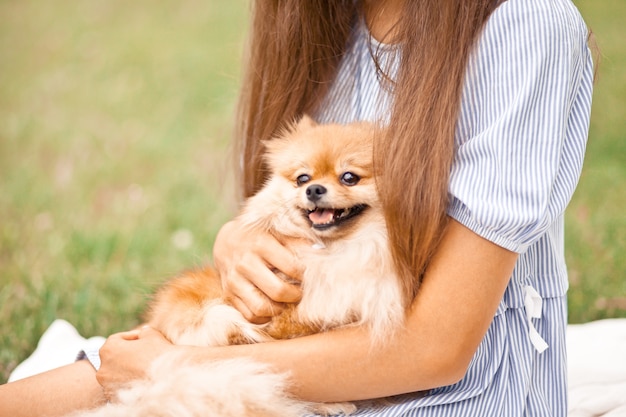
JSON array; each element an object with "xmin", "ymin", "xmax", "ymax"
[
  {"xmin": 448, "ymin": 0, "xmax": 594, "ymax": 253},
  {"xmin": 76, "ymin": 346, "xmax": 102, "ymax": 370}
]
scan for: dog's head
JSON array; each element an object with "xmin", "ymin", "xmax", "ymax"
[{"xmin": 262, "ymin": 116, "xmax": 381, "ymax": 241}]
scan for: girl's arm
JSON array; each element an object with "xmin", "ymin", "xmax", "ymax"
[
  {"xmin": 97, "ymin": 217, "xmax": 516, "ymax": 402},
  {"xmin": 0, "ymin": 360, "xmax": 105, "ymax": 417}
]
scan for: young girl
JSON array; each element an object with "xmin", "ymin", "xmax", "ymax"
[{"xmin": 0, "ymin": 0, "xmax": 594, "ymax": 416}]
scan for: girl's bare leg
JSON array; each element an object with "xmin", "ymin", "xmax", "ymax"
[{"xmin": 0, "ymin": 360, "xmax": 106, "ymax": 417}]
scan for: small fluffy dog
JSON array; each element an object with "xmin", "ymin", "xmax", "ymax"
[{"xmin": 77, "ymin": 117, "xmax": 415, "ymax": 417}]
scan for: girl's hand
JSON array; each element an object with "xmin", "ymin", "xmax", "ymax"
[
  {"xmin": 96, "ymin": 326, "xmax": 174, "ymax": 400},
  {"xmin": 213, "ymin": 219, "xmax": 304, "ymax": 324}
]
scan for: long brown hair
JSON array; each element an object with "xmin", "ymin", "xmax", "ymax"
[{"xmin": 236, "ymin": 0, "xmax": 503, "ymax": 301}]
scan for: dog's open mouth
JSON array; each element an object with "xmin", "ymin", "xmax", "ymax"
[{"xmin": 306, "ymin": 204, "xmax": 367, "ymax": 230}]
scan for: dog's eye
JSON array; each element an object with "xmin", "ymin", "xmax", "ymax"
[
  {"xmin": 296, "ymin": 174, "xmax": 311, "ymax": 186},
  {"xmin": 340, "ymin": 172, "xmax": 360, "ymax": 186}
]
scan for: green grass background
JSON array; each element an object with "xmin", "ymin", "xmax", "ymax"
[{"xmin": 0, "ymin": 0, "xmax": 624, "ymax": 383}]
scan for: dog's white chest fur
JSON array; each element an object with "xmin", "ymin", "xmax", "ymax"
[{"xmin": 294, "ymin": 223, "xmax": 404, "ymax": 342}]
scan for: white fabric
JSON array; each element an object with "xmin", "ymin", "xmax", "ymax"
[
  {"xmin": 567, "ymin": 319, "xmax": 626, "ymax": 417},
  {"xmin": 523, "ymin": 285, "xmax": 549, "ymax": 353},
  {"xmin": 7, "ymin": 319, "xmax": 105, "ymax": 383}
]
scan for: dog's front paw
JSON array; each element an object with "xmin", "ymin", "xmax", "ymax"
[{"xmin": 310, "ymin": 401, "xmax": 357, "ymax": 416}]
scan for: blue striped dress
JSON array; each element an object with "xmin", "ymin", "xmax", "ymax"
[{"xmin": 313, "ymin": 0, "xmax": 594, "ymax": 415}]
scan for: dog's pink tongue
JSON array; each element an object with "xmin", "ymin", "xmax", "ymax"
[{"xmin": 309, "ymin": 209, "xmax": 334, "ymax": 225}]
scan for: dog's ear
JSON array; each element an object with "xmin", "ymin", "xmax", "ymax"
[
  {"xmin": 261, "ymin": 135, "xmax": 292, "ymax": 175},
  {"xmin": 279, "ymin": 114, "xmax": 317, "ymax": 138},
  {"xmin": 294, "ymin": 114, "xmax": 317, "ymax": 132},
  {"xmin": 262, "ymin": 114, "xmax": 317, "ymax": 154}
]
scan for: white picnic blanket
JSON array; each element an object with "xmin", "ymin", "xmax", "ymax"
[
  {"xmin": 567, "ymin": 319, "xmax": 626, "ymax": 417},
  {"xmin": 9, "ymin": 318, "xmax": 626, "ymax": 416},
  {"xmin": 8, "ymin": 319, "xmax": 105, "ymax": 383}
]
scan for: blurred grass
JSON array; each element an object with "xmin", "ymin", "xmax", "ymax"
[
  {"xmin": 566, "ymin": 0, "xmax": 626, "ymax": 322},
  {"xmin": 0, "ymin": 0, "xmax": 247, "ymax": 383},
  {"xmin": 0, "ymin": 0, "xmax": 624, "ymax": 384}
]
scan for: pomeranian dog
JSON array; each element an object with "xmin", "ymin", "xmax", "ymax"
[{"xmin": 75, "ymin": 117, "xmax": 415, "ymax": 417}]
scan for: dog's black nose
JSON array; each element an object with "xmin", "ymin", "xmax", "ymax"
[{"xmin": 306, "ymin": 184, "xmax": 327, "ymax": 202}]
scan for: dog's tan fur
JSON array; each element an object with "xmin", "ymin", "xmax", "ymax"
[{"xmin": 75, "ymin": 117, "xmax": 413, "ymax": 417}]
